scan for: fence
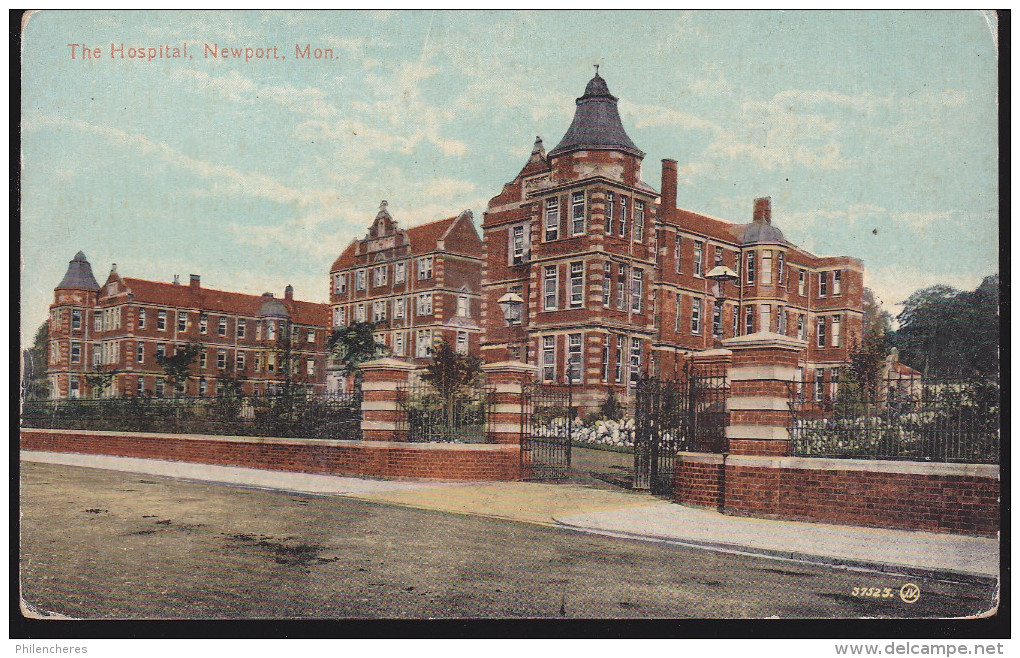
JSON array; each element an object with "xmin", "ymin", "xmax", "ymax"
[
  {"xmin": 789, "ymin": 375, "xmax": 999, "ymax": 464},
  {"xmin": 394, "ymin": 382, "xmax": 494, "ymax": 443},
  {"xmin": 21, "ymin": 393, "xmax": 363, "ymax": 441}
]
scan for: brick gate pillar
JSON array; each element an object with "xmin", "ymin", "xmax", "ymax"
[
  {"xmin": 481, "ymin": 361, "xmax": 538, "ymax": 445},
  {"xmin": 720, "ymin": 332, "xmax": 806, "ymax": 456},
  {"xmin": 359, "ymin": 358, "xmax": 416, "ymax": 441}
]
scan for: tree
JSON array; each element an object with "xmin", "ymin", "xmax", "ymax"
[
  {"xmin": 84, "ymin": 364, "xmax": 119, "ymax": 398},
  {"xmin": 840, "ymin": 288, "xmax": 892, "ymax": 402},
  {"xmin": 22, "ymin": 321, "xmax": 50, "ymax": 400},
  {"xmin": 326, "ymin": 321, "xmax": 386, "ymax": 397},
  {"xmin": 156, "ymin": 343, "xmax": 203, "ymax": 395},
  {"xmin": 418, "ymin": 339, "xmax": 484, "ymax": 428},
  {"xmin": 891, "ymin": 276, "xmax": 999, "ymax": 377}
]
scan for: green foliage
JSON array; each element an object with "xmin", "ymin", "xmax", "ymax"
[
  {"xmin": 596, "ymin": 388, "xmax": 625, "ymax": 421},
  {"xmin": 155, "ymin": 342, "xmax": 203, "ymax": 394},
  {"xmin": 891, "ymin": 275, "xmax": 999, "ymax": 377},
  {"xmin": 22, "ymin": 321, "xmax": 50, "ymax": 400},
  {"xmin": 419, "ymin": 339, "xmax": 483, "ymax": 403},
  {"xmin": 327, "ymin": 321, "xmax": 386, "ymax": 395},
  {"xmin": 84, "ymin": 365, "xmax": 118, "ymax": 398}
]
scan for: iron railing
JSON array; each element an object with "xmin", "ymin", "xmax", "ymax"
[
  {"xmin": 789, "ymin": 375, "xmax": 999, "ymax": 464},
  {"xmin": 21, "ymin": 393, "xmax": 362, "ymax": 441},
  {"xmin": 394, "ymin": 382, "xmax": 494, "ymax": 443}
]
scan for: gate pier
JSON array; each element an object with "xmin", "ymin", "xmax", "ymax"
[{"xmin": 481, "ymin": 361, "xmax": 536, "ymax": 445}]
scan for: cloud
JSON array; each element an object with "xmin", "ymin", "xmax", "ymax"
[
  {"xmin": 621, "ymin": 101, "xmax": 724, "ymax": 134},
  {"xmin": 177, "ymin": 69, "xmax": 341, "ymax": 119}
]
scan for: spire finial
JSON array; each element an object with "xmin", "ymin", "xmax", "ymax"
[
  {"xmin": 380, "ymin": 200, "xmax": 388, "ymax": 210},
  {"xmin": 593, "ymin": 64, "xmax": 599, "ymax": 76}
]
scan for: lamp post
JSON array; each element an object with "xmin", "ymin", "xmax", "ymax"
[
  {"xmin": 706, "ymin": 265, "xmax": 738, "ymax": 340},
  {"xmin": 497, "ymin": 292, "xmax": 527, "ymax": 363}
]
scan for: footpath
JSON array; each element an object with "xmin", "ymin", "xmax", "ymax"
[{"xmin": 20, "ymin": 450, "xmax": 999, "ymax": 583}]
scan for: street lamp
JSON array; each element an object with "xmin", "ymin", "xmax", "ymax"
[
  {"xmin": 706, "ymin": 265, "xmax": 738, "ymax": 340},
  {"xmin": 497, "ymin": 292, "xmax": 527, "ymax": 363}
]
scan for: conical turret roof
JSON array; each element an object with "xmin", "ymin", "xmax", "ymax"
[
  {"xmin": 56, "ymin": 251, "xmax": 101, "ymax": 291},
  {"xmin": 548, "ymin": 72, "xmax": 644, "ymax": 159}
]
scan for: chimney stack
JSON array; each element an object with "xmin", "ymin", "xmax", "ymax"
[
  {"xmin": 285, "ymin": 284, "xmax": 294, "ymax": 301},
  {"xmin": 753, "ymin": 197, "xmax": 772, "ymax": 224},
  {"xmin": 173, "ymin": 274, "xmax": 180, "ymax": 286},
  {"xmin": 660, "ymin": 159, "xmax": 678, "ymax": 218},
  {"xmin": 189, "ymin": 274, "xmax": 200, "ymax": 291}
]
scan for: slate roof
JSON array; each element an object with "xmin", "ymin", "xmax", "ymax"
[
  {"xmin": 56, "ymin": 251, "xmax": 101, "ymax": 291},
  {"xmin": 330, "ymin": 215, "xmax": 462, "ymax": 271},
  {"xmin": 548, "ymin": 73, "xmax": 645, "ymax": 159}
]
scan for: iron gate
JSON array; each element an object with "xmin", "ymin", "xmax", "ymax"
[
  {"xmin": 634, "ymin": 364, "xmax": 729, "ymax": 495},
  {"xmin": 520, "ymin": 381, "xmax": 574, "ymax": 479},
  {"xmin": 395, "ymin": 382, "xmax": 494, "ymax": 443}
]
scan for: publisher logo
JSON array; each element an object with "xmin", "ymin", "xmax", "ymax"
[{"xmin": 899, "ymin": 583, "xmax": 921, "ymax": 604}]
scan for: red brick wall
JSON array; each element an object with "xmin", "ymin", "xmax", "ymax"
[
  {"xmin": 674, "ymin": 453, "xmax": 999, "ymax": 536},
  {"xmin": 21, "ymin": 429, "xmax": 521, "ymax": 481}
]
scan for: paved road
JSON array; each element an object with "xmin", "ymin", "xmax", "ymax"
[{"xmin": 19, "ymin": 462, "xmax": 998, "ymax": 619}]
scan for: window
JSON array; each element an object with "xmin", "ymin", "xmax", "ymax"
[
  {"xmin": 416, "ymin": 293, "xmax": 432, "ymax": 316},
  {"xmin": 157, "ymin": 310, "xmax": 167, "ymax": 331},
  {"xmin": 132, "ymin": 342, "xmax": 142, "ymax": 364},
  {"xmin": 92, "ymin": 343, "xmax": 102, "ymax": 367},
  {"xmin": 355, "ymin": 303, "xmax": 366, "ymax": 323},
  {"xmin": 630, "ymin": 337, "xmax": 642, "ymax": 384},
  {"xmin": 136, "ymin": 377, "xmax": 144, "ymax": 396},
  {"xmin": 545, "ymin": 197, "xmax": 560, "ymax": 241},
  {"xmin": 94, "ymin": 313, "xmax": 102, "ymax": 332},
  {"xmin": 831, "ymin": 369, "xmax": 840, "ymax": 399},
  {"xmin": 137, "ymin": 308, "xmax": 145, "ymax": 329},
  {"xmin": 199, "ymin": 379, "xmax": 208, "ymax": 396},
  {"xmin": 456, "ymin": 331, "xmax": 469, "ymax": 355},
  {"xmin": 833, "ymin": 270, "xmax": 842, "ymax": 295},
  {"xmin": 267, "ymin": 353, "xmax": 276, "ymax": 372},
  {"xmin": 746, "ymin": 252, "xmax": 755, "ymax": 284},
  {"xmin": 602, "ymin": 262, "xmax": 612, "ymax": 308},
  {"xmin": 195, "ymin": 312, "xmax": 205, "ymax": 334},
  {"xmin": 631, "ymin": 269, "xmax": 643, "ymax": 312},
  {"xmin": 394, "ymin": 262, "xmax": 406, "ymax": 284},
  {"xmin": 712, "ymin": 247, "xmax": 722, "ymax": 267},
  {"xmin": 745, "ymin": 304, "xmax": 755, "ymax": 335},
  {"xmin": 604, "ymin": 191, "xmax": 614, "ymax": 233},
  {"xmin": 70, "ymin": 341, "xmax": 81, "ymax": 363},
  {"xmin": 417, "ymin": 257, "xmax": 433, "ymax": 280},
  {"xmin": 72, "ymin": 309, "xmax": 81, "ymax": 330},
  {"xmin": 614, "ymin": 334, "xmax": 624, "ymax": 383},
  {"xmin": 817, "ymin": 316, "xmax": 827, "ymax": 347},
  {"xmin": 267, "ymin": 319, "xmax": 277, "ymax": 341},
  {"xmin": 675, "ymin": 294, "xmax": 683, "ymax": 332},
  {"xmin": 217, "ymin": 351, "xmax": 227, "ymax": 370},
  {"xmin": 351, "ymin": 269, "xmax": 363, "ymax": 291},
  {"xmin": 542, "ymin": 336, "xmax": 556, "ymax": 382},
  {"xmin": 571, "ymin": 191, "xmax": 586, "ymax": 235},
  {"xmin": 831, "ymin": 315, "xmax": 841, "ymax": 347},
  {"xmin": 691, "ymin": 297, "xmax": 702, "ymax": 334},
  {"xmin": 634, "ymin": 200, "xmax": 645, "ymax": 241},
  {"xmin": 798, "ymin": 270, "xmax": 806, "ymax": 296},
  {"xmin": 394, "ymin": 297, "xmax": 405, "ymax": 320},
  {"xmin": 693, "ymin": 241, "xmax": 703, "ymax": 276},
  {"xmin": 819, "ymin": 272, "xmax": 828, "ymax": 297},
  {"xmin": 544, "ymin": 266, "xmax": 558, "ymax": 311},
  {"xmin": 251, "ymin": 353, "xmax": 261, "ymax": 372},
  {"xmin": 618, "ymin": 196, "xmax": 628, "ymax": 237},
  {"xmin": 675, "ymin": 236, "xmax": 682, "ymax": 273},
  {"xmin": 733, "ymin": 305, "xmax": 739, "ymax": 337},
  {"xmin": 333, "ymin": 307, "xmax": 343, "ymax": 327},
  {"xmin": 567, "ymin": 333, "xmax": 582, "ymax": 383},
  {"xmin": 616, "ymin": 265, "xmax": 626, "ymax": 310},
  {"xmin": 507, "ymin": 285, "xmax": 523, "ymax": 322},
  {"xmin": 761, "ymin": 250, "xmax": 773, "ymax": 285},
  {"xmin": 798, "ymin": 314, "xmax": 806, "ymax": 340},
  {"xmin": 307, "ymin": 358, "xmax": 315, "ymax": 376},
  {"xmin": 156, "ymin": 343, "xmax": 166, "ymax": 359},
  {"xmin": 777, "ymin": 253, "xmax": 785, "ymax": 285},
  {"xmin": 307, "ymin": 328, "xmax": 315, "ymax": 343},
  {"xmin": 373, "ymin": 265, "xmax": 387, "ymax": 287},
  {"xmin": 393, "ymin": 331, "xmax": 405, "ymax": 356},
  {"xmin": 237, "ymin": 351, "xmax": 246, "ymax": 370},
  {"xmin": 602, "ymin": 335, "xmax": 611, "ymax": 381},
  {"xmin": 760, "ymin": 304, "xmax": 772, "ymax": 333},
  {"xmin": 373, "ymin": 300, "xmax": 386, "ymax": 322},
  {"xmin": 457, "ymin": 295, "xmax": 469, "ymax": 317},
  {"xmin": 415, "ymin": 329, "xmax": 432, "ymax": 358},
  {"xmin": 814, "ymin": 369, "xmax": 825, "ymax": 402},
  {"xmin": 712, "ymin": 301, "xmax": 722, "ymax": 337},
  {"xmin": 218, "ymin": 317, "xmax": 227, "ymax": 336},
  {"xmin": 778, "ymin": 306, "xmax": 787, "ymax": 335},
  {"xmin": 569, "ymin": 262, "xmax": 584, "ymax": 308},
  {"xmin": 512, "ymin": 225, "xmax": 526, "ymax": 265},
  {"xmin": 333, "ymin": 273, "xmax": 342, "ymax": 294}
]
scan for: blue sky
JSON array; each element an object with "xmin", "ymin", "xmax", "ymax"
[{"xmin": 20, "ymin": 10, "xmax": 999, "ymax": 340}]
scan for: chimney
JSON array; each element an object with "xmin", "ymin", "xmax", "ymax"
[
  {"xmin": 284, "ymin": 284, "xmax": 294, "ymax": 301},
  {"xmin": 190, "ymin": 274, "xmax": 200, "ymax": 291},
  {"xmin": 173, "ymin": 274, "xmax": 180, "ymax": 286},
  {"xmin": 262, "ymin": 292, "xmax": 274, "ymax": 298},
  {"xmin": 660, "ymin": 159, "xmax": 678, "ymax": 216},
  {"xmin": 753, "ymin": 197, "xmax": 772, "ymax": 224}
]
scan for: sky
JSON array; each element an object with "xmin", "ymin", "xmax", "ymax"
[{"xmin": 20, "ymin": 10, "xmax": 999, "ymax": 341}]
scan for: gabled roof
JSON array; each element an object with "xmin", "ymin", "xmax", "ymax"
[
  {"xmin": 117, "ymin": 278, "xmax": 328, "ymax": 327},
  {"xmin": 331, "ymin": 211, "xmax": 474, "ymax": 271},
  {"xmin": 56, "ymin": 251, "xmax": 101, "ymax": 292}
]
